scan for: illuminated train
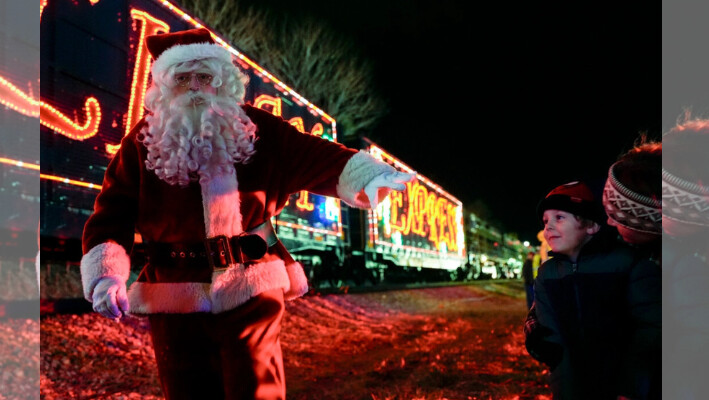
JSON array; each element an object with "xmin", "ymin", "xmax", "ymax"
[
  {"xmin": 33, "ymin": 0, "xmax": 527, "ymax": 287},
  {"xmin": 287, "ymin": 142, "xmax": 528, "ymax": 288}
]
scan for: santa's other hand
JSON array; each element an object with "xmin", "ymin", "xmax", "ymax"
[
  {"xmin": 91, "ymin": 277, "xmax": 129, "ymax": 321},
  {"xmin": 364, "ymin": 171, "xmax": 415, "ymax": 208}
]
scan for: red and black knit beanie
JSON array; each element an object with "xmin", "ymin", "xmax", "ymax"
[{"xmin": 537, "ymin": 181, "xmax": 604, "ymax": 224}]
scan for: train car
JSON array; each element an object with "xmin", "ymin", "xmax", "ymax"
[
  {"xmin": 464, "ymin": 211, "xmax": 526, "ymax": 280},
  {"xmin": 38, "ymin": 0, "xmax": 527, "ymax": 291},
  {"xmin": 340, "ymin": 138, "xmax": 467, "ymax": 286},
  {"xmin": 39, "ymin": 0, "xmax": 346, "ymax": 273}
]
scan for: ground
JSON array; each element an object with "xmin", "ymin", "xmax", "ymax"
[{"xmin": 36, "ymin": 280, "xmax": 551, "ymax": 400}]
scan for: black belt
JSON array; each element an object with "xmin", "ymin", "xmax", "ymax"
[{"xmin": 146, "ymin": 220, "xmax": 279, "ymax": 270}]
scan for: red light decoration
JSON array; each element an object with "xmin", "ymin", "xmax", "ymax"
[
  {"xmin": 288, "ymin": 117, "xmax": 305, "ymax": 133},
  {"xmin": 40, "ymin": 97, "xmax": 102, "ymax": 141},
  {"xmin": 368, "ymin": 142, "xmax": 465, "ymax": 258},
  {"xmin": 0, "ymin": 76, "xmax": 39, "ymax": 118},
  {"xmin": 253, "ymin": 94, "xmax": 282, "ymax": 117},
  {"xmin": 310, "ymin": 122, "xmax": 324, "ymax": 137},
  {"xmin": 295, "ymin": 191, "xmax": 315, "ymax": 211},
  {"xmin": 392, "ymin": 180, "xmax": 458, "ymax": 252},
  {"xmin": 107, "ymin": 9, "xmax": 170, "ymax": 156}
]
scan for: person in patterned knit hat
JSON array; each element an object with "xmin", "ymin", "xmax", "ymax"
[
  {"xmin": 603, "ymin": 139, "xmax": 662, "ymax": 260},
  {"xmin": 601, "ymin": 138, "xmax": 662, "ymax": 399},
  {"xmin": 524, "ymin": 180, "xmax": 661, "ymax": 400},
  {"xmin": 79, "ymin": 27, "xmax": 414, "ymax": 400},
  {"xmin": 661, "ymin": 115, "xmax": 709, "ymax": 400}
]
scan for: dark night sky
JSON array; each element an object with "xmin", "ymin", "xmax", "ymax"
[{"xmin": 239, "ymin": 0, "xmax": 662, "ymax": 243}]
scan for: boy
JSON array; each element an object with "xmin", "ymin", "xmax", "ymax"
[
  {"xmin": 603, "ymin": 140, "xmax": 662, "ymax": 258},
  {"xmin": 528, "ymin": 181, "xmax": 661, "ymax": 400}
]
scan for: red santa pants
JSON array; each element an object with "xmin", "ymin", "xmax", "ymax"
[{"xmin": 148, "ymin": 289, "xmax": 286, "ymax": 400}]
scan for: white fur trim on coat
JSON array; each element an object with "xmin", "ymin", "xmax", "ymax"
[
  {"xmin": 336, "ymin": 150, "xmax": 396, "ymax": 208},
  {"xmin": 151, "ymin": 42, "xmax": 233, "ymax": 77},
  {"xmin": 284, "ymin": 262, "xmax": 309, "ymax": 300},
  {"xmin": 200, "ymin": 171, "xmax": 243, "ymax": 237},
  {"xmin": 127, "ymin": 282, "xmax": 212, "ymax": 315},
  {"xmin": 210, "ymin": 259, "xmax": 291, "ymax": 313},
  {"xmin": 126, "ymin": 259, "xmax": 303, "ymax": 315},
  {"xmin": 80, "ymin": 242, "xmax": 131, "ymax": 302}
]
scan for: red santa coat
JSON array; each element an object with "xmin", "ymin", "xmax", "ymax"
[{"xmin": 80, "ymin": 104, "xmax": 394, "ymax": 315}]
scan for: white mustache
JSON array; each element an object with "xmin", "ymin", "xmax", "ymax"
[{"xmin": 174, "ymin": 91, "xmax": 217, "ymax": 107}]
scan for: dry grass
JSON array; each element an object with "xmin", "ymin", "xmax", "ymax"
[
  {"xmin": 0, "ymin": 258, "xmax": 39, "ymax": 301},
  {"xmin": 0, "ymin": 257, "xmax": 40, "ymax": 399},
  {"xmin": 40, "ymin": 275, "xmax": 551, "ymax": 399}
]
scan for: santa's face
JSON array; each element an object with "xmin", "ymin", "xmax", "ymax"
[
  {"xmin": 172, "ymin": 70, "xmax": 217, "ymax": 102},
  {"xmin": 142, "ymin": 58, "xmax": 256, "ymax": 186}
]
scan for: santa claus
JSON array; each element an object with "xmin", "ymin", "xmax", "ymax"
[{"xmin": 80, "ymin": 27, "xmax": 413, "ymax": 399}]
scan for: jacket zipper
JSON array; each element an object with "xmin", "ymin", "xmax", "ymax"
[{"xmin": 571, "ymin": 261, "xmax": 584, "ymax": 342}]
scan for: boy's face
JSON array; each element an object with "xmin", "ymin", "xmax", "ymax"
[{"xmin": 542, "ymin": 209, "xmax": 599, "ymax": 259}]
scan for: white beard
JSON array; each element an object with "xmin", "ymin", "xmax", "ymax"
[{"xmin": 142, "ymin": 91, "xmax": 257, "ymax": 186}]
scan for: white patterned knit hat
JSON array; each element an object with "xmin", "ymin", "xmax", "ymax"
[
  {"xmin": 662, "ymin": 167, "xmax": 709, "ymax": 227},
  {"xmin": 603, "ymin": 161, "xmax": 662, "ymax": 234}
]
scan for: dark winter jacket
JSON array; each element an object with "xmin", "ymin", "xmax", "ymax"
[{"xmin": 532, "ymin": 231, "xmax": 661, "ymax": 400}]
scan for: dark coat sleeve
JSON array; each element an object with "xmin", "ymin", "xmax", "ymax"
[
  {"xmin": 81, "ymin": 123, "xmax": 143, "ymax": 255},
  {"xmin": 524, "ymin": 302, "xmax": 563, "ymax": 369},
  {"xmin": 244, "ymin": 105, "xmax": 358, "ymax": 198},
  {"xmin": 533, "ymin": 260, "xmax": 563, "ymax": 345},
  {"xmin": 526, "ymin": 260, "xmax": 565, "ymax": 368}
]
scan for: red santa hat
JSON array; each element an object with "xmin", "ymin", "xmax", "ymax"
[{"xmin": 146, "ymin": 28, "xmax": 233, "ymax": 77}]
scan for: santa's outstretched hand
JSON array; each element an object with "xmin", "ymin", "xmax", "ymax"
[
  {"xmin": 364, "ymin": 171, "xmax": 416, "ymax": 208},
  {"xmin": 91, "ymin": 276, "xmax": 129, "ymax": 321}
]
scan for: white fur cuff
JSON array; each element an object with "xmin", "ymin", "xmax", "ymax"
[
  {"xmin": 80, "ymin": 242, "xmax": 131, "ymax": 302},
  {"xmin": 284, "ymin": 262, "xmax": 309, "ymax": 300},
  {"xmin": 337, "ymin": 150, "xmax": 395, "ymax": 208}
]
